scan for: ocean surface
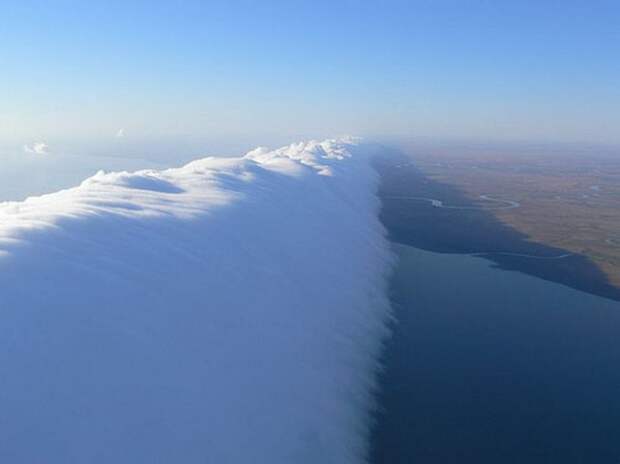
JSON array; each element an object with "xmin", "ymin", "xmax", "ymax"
[
  {"xmin": 0, "ymin": 152, "xmax": 164, "ymax": 201},
  {"xmin": 371, "ymin": 243, "xmax": 620, "ymax": 463}
]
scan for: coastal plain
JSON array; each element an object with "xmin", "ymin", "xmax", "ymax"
[{"xmin": 380, "ymin": 143, "xmax": 620, "ymax": 296}]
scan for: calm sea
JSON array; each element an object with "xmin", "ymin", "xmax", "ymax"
[{"xmin": 372, "ymin": 244, "xmax": 620, "ymax": 463}]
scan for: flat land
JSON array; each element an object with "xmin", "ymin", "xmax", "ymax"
[{"xmin": 401, "ymin": 143, "xmax": 620, "ymax": 289}]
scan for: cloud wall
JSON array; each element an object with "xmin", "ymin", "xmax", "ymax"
[{"xmin": 0, "ymin": 139, "xmax": 393, "ymax": 463}]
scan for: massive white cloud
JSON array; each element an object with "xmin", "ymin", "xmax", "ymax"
[{"xmin": 0, "ymin": 139, "xmax": 393, "ymax": 463}]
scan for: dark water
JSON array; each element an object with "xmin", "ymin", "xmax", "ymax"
[
  {"xmin": 371, "ymin": 244, "xmax": 620, "ymax": 463},
  {"xmin": 370, "ymin": 145, "xmax": 620, "ymax": 462}
]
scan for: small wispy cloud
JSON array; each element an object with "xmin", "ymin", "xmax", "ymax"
[
  {"xmin": 23, "ymin": 142, "xmax": 50, "ymax": 155},
  {"xmin": 116, "ymin": 128, "xmax": 125, "ymax": 138}
]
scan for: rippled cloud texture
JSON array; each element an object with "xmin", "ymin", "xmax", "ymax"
[{"xmin": 0, "ymin": 139, "xmax": 393, "ymax": 463}]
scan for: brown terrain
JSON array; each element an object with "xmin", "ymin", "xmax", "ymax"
[{"xmin": 401, "ymin": 143, "xmax": 620, "ymax": 288}]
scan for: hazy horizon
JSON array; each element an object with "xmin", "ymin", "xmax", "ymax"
[{"xmin": 2, "ymin": 1, "xmax": 619, "ymax": 150}]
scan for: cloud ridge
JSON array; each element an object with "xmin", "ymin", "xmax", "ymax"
[{"xmin": 0, "ymin": 138, "xmax": 393, "ymax": 463}]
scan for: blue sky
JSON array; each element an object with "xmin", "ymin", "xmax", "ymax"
[{"xmin": 1, "ymin": 0, "xmax": 619, "ymax": 147}]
